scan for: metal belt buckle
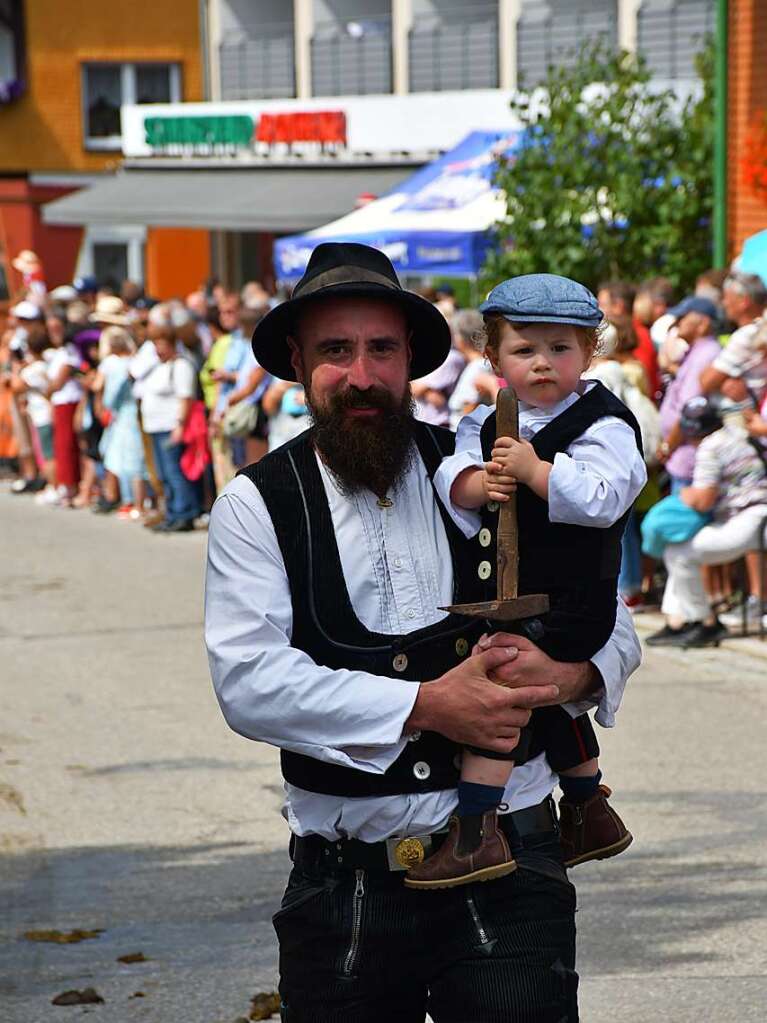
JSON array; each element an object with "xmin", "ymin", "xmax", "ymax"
[{"xmin": 385, "ymin": 833, "xmax": 433, "ymax": 871}]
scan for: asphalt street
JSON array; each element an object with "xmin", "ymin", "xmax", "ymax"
[{"xmin": 1, "ymin": 486, "xmax": 766, "ymax": 1022}]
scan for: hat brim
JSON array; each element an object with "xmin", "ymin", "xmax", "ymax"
[
  {"xmin": 481, "ymin": 309, "xmax": 603, "ymax": 328},
  {"xmin": 252, "ymin": 282, "xmax": 452, "ymax": 381},
  {"xmin": 89, "ymin": 313, "xmax": 131, "ymax": 327}
]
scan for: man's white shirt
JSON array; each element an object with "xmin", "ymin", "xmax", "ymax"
[{"xmin": 205, "ymin": 438, "xmax": 641, "ymax": 843}]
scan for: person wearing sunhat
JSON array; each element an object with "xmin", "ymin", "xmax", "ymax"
[
  {"xmin": 408, "ymin": 274, "xmax": 646, "ymax": 889},
  {"xmin": 11, "ymin": 249, "xmax": 46, "ymax": 300},
  {"xmin": 204, "ymin": 243, "xmax": 641, "ymax": 1020}
]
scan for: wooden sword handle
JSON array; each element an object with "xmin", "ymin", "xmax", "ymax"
[{"xmin": 494, "ymin": 386, "xmax": 519, "ymax": 601}]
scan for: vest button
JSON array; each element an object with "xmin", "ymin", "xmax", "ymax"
[
  {"xmin": 408, "ymin": 730, "xmax": 421, "ymax": 743},
  {"xmin": 478, "ymin": 560, "xmax": 492, "ymax": 580},
  {"xmin": 455, "ymin": 637, "xmax": 469, "ymax": 657},
  {"xmin": 392, "ymin": 653, "xmax": 409, "ymax": 672},
  {"xmin": 487, "ymin": 500, "xmax": 499, "ymax": 512},
  {"xmin": 478, "ymin": 527, "xmax": 492, "ymax": 547},
  {"xmin": 413, "ymin": 761, "xmax": 431, "ymax": 780}
]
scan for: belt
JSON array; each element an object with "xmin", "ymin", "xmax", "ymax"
[{"xmin": 291, "ymin": 797, "xmax": 559, "ymax": 874}]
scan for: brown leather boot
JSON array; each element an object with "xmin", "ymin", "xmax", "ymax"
[
  {"xmin": 404, "ymin": 810, "xmax": 517, "ymax": 890},
  {"xmin": 559, "ymin": 784, "xmax": 633, "ymax": 868}
]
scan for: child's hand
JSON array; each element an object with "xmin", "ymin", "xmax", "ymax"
[
  {"xmin": 483, "ymin": 460, "xmax": 516, "ymax": 502},
  {"xmin": 744, "ymin": 408, "xmax": 767, "ymax": 437},
  {"xmin": 492, "ymin": 436, "xmax": 540, "ymax": 485}
]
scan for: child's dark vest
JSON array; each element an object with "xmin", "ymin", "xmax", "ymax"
[
  {"xmin": 237, "ymin": 422, "xmax": 487, "ymax": 799},
  {"xmin": 478, "ymin": 381, "xmax": 643, "ymax": 662}
]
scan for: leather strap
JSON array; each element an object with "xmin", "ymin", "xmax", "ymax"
[{"xmin": 291, "ymin": 797, "xmax": 558, "ymax": 874}]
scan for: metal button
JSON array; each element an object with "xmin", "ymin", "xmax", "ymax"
[
  {"xmin": 455, "ymin": 637, "xmax": 469, "ymax": 657},
  {"xmin": 487, "ymin": 500, "xmax": 499, "ymax": 512},
  {"xmin": 407, "ymin": 609, "xmax": 416, "ymax": 620},
  {"xmin": 413, "ymin": 761, "xmax": 431, "ymax": 780},
  {"xmin": 478, "ymin": 527, "xmax": 492, "ymax": 548},
  {"xmin": 408, "ymin": 730, "xmax": 421, "ymax": 743},
  {"xmin": 392, "ymin": 653, "xmax": 408, "ymax": 672},
  {"xmin": 478, "ymin": 560, "xmax": 492, "ymax": 580}
]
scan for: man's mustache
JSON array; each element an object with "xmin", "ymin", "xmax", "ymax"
[{"xmin": 330, "ymin": 387, "xmax": 398, "ymax": 412}]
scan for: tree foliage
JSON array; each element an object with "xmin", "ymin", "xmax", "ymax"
[{"xmin": 484, "ymin": 43, "xmax": 714, "ymax": 293}]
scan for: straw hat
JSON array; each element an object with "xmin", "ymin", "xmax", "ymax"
[{"xmin": 89, "ymin": 295, "xmax": 130, "ymax": 326}]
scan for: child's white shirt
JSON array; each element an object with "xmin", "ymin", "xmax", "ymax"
[{"xmin": 434, "ymin": 380, "xmax": 647, "ymax": 538}]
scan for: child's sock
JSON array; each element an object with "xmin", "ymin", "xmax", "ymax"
[
  {"xmin": 457, "ymin": 780, "xmax": 506, "ymax": 817},
  {"xmin": 559, "ymin": 770, "xmax": 602, "ymax": 804}
]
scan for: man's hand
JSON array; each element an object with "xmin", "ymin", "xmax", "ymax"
[
  {"xmin": 473, "ymin": 632, "xmax": 602, "ymax": 706},
  {"xmin": 405, "ymin": 646, "xmax": 559, "ymax": 755}
]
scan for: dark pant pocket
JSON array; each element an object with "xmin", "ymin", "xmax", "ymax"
[{"xmin": 272, "ymin": 869, "xmax": 329, "ymax": 927}]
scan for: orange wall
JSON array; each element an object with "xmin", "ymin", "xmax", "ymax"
[
  {"xmin": 0, "ymin": 179, "xmax": 83, "ymax": 294},
  {"xmin": 728, "ymin": 0, "xmax": 767, "ymax": 256},
  {"xmin": 0, "ymin": 0, "xmax": 202, "ymax": 175},
  {"xmin": 145, "ymin": 227, "xmax": 210, "ymax": 300}
]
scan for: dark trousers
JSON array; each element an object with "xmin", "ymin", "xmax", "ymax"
[{"xmin": 274, "ymin": 835, "xmax": 578, "ymax": 1023}]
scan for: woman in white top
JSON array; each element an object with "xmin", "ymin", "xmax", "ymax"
[
  {"xmin": 141, "ymin": 329, "xmax": 201, "ymax": 532},
  {"xmin": 46, "ymin": 320, "xmax": 85, "ymax": 506}
]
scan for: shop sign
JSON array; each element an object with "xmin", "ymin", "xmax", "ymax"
[{"xmin": 143, "ymin": 110, "xmax": 346, "ymax": 152}]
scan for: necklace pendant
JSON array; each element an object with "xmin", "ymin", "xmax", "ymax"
[{"xmin": 377, "ymin": 497, "xmax": 393, "ymax": 509}]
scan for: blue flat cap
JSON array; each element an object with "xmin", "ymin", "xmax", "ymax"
[
  {"xmin": 667, "ymin": 295, "xmax": 719, "ymax": 322},
  {"xmin": 480, "ymin": 273, "xmax": 603, "ymax": 328}
]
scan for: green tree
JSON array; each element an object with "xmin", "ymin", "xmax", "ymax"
[{"xmin": 484, "ymin": 43, "xmax": 714, "ymax": 293}]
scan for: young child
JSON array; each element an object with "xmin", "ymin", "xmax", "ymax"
[{"xmin": 405, "ymin": 273, "xmax": 647, "ymax": 889}]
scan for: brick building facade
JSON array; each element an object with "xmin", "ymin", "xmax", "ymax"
[{"xmin": 727, "ymin": 0, "xmax": 767, "ymax": 258}]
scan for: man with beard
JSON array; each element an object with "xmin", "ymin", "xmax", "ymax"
[{"xmin": 204, "ymin": 243, "xmax": 640, "ymax": 1022}]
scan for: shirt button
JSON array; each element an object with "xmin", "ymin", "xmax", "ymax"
[
  {"xmin": 413, "ymin": 761, "xmax": 431, "ymax": 780},
  {"xmin": 392, "ymin": 653, "xmax": 408, "ymax": 672},
  {"xmin": 487, "ymin": 500, "xmax": 499, "ymax": 513},
  {"xmin": 478, "ymin": 560, "xmax": 492, "ymax": 580},
  {"xmin": 455, "ymin": 637, "xmax": 469, "ymax": 657},
  {"xmin": 478, "ymin": 527, "xmax": 492, "ymax": 548},
  {"xmin": 394, "ymin": 557, "xmax": 403, "ymax": 569},
  {"xmin": 407, "ymin": 609, "xmax": 416, "ymax": 619},
  {"xmin": 408, "ymin": 730, "xmax": 421, "ymax": 743}
]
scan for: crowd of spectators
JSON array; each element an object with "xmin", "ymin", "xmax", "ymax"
[{"xmin": 2, "ymin": 253, "xmax": 767, "ymax": 643}]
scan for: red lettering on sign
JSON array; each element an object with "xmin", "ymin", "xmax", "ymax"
[{"xmin": 256, "ymin": 111, "xmax": 347, "ymax": 146}]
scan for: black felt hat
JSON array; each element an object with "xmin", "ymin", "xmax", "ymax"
[{"xmin": 252, "ymin": 242, "xmax": 452, "ymax": 381}]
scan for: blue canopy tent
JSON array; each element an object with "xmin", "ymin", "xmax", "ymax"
[
  {"xmin": 736, "ymin": 228, "xmax": 767, "ymax": 285},
  {"xmin": 273, "ymin": 130, "xmax": 521, "ymax": 281}
]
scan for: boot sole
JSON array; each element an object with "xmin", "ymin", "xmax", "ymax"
[
  {"xmin": 404, "ymin": 860, "xmax": 517, "ymax": 890},
  {"xmin": 564, "ymin": 831, "xmax": 633, "ymax": 868}
]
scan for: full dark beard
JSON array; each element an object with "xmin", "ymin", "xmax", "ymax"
[{"xmin": 307, "ymin": 383, "xmax": 416, "ymax": 499}]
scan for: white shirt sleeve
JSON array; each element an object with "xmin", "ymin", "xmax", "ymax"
[
  {"xmin": 548, "ymin": 417, "xmax": 647, "ymax": 528},
  {"xmin": 561, "ymin": 598, "xmax": 641, "ymax": 728},
  {"xmin": 204, "ymin": 479, "xmax": 420, "ymax": 774},
  {"xmin": 433, "ymin": 404, "xmax": 494, "ymax": 538},
  {"xmin": 173, "ymin": 357, "xmax": 196, "ymax": 399}
]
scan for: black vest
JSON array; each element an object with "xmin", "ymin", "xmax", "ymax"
[
  {"xmin": 478, "ymin": 381, "xmax": 643, "ymax": 662},
  {"xmin": 238, "ymin": 422, "xmax": 487, "ymax": 798}
]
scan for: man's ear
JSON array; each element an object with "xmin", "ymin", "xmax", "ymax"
[{"xmin": 287, "ymin": 337, "xmax": 304, "ymax": 383}]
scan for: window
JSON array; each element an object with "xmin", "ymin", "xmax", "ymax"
[
  {"xmin": 516, "ymin": 1, "xmax": 618, "ymax": 88},
  {"xmin": 637, "ymin": 0, "xmax": 715, "ymax": 81},
  {"xmin": 82, "ymin": 62, "xmax": 181, "ymax": 150},
  {"xmin": 77, "ymin": 226, "xmax": 147, "ymax": 287}
]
